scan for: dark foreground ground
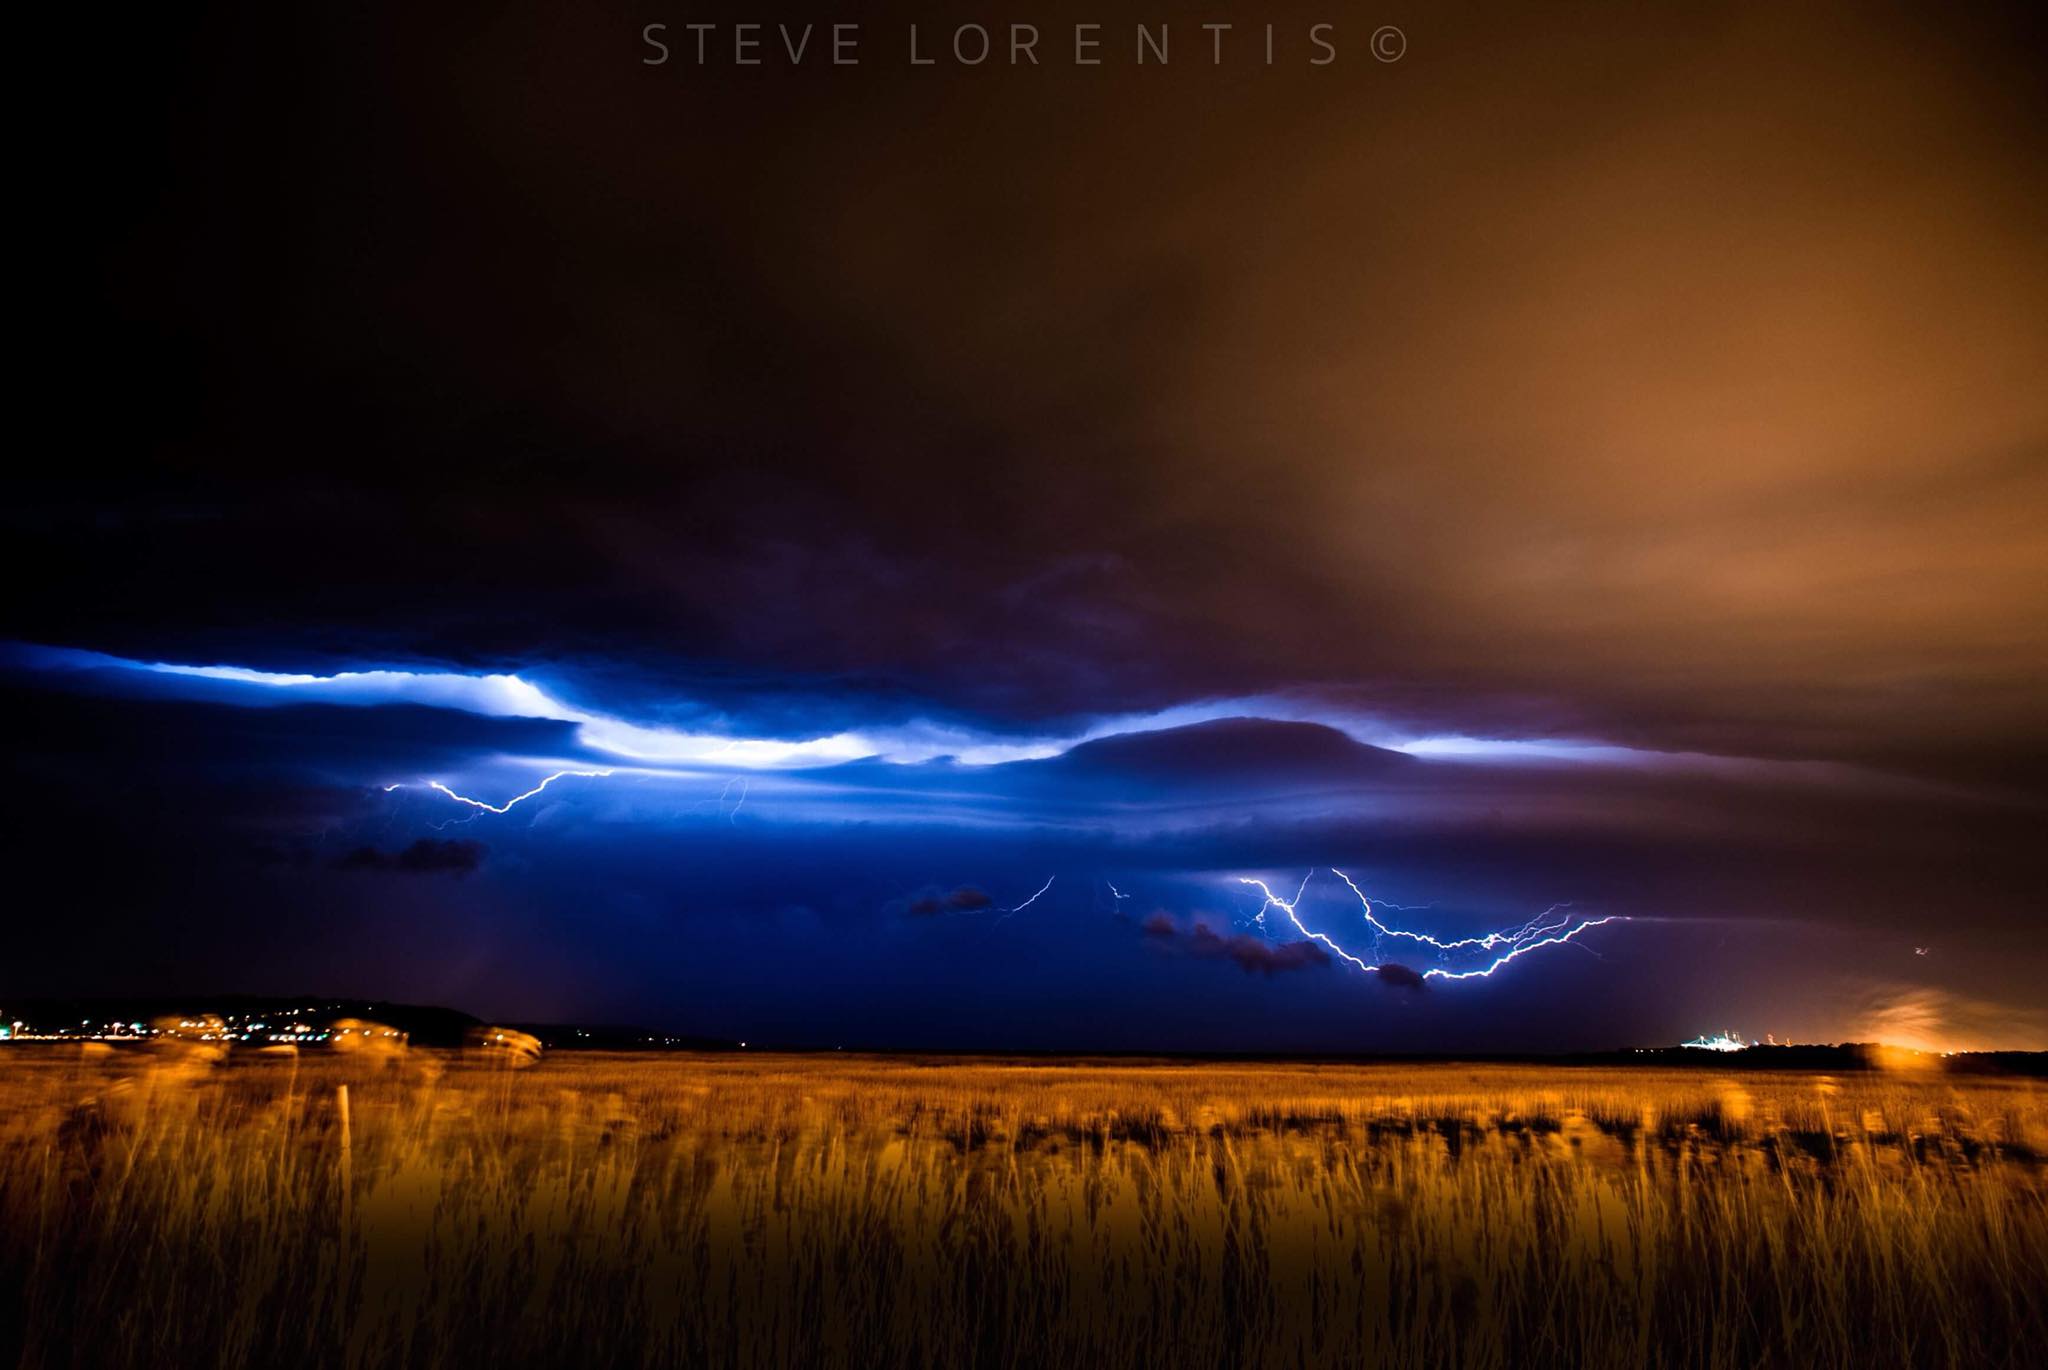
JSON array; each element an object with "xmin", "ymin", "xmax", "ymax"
[{"xmin": 4, "ymin": 1048, "xmax": 2044, "ymax": 1368}]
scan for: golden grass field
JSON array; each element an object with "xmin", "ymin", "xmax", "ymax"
[{"xmin": 3, "ymin": 1048, "xmax": 2044, "ymax": 1369}]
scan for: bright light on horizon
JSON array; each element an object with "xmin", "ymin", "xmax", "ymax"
[{"xmin": 1682, "ymin": 1031, "xmax": 1752, "ymax": 1052}]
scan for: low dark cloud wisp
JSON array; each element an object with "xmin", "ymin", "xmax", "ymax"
[
  {"xmin": 904, "ymin": 885, "xmax": 996, "ymax": 917},
  {"xmin": 335, "ymin": 839, "xmax": 487, "ymax": 877}
]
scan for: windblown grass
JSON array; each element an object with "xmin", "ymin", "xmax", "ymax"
[{"xmin": 3, "ymin": 1050, "xmax": 2042, "ymax": 1368}]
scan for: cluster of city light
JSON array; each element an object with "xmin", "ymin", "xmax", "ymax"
[
  {"xmin": 0, "ymin": 1004, "xmax": 359, "ymax": 1045},
  {"xmin": 1, "ymin": 1023, "xmax": 329, "ymax": 1043},
  {"xmin": 2, "ymin": 1019, "xmax": 151, "ymax": 1043},
  {"xmin": 1239, "ymin": 870, "xmax": 1619, "ymax": 981}
]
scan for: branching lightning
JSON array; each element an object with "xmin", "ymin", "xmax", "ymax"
[
  {"xmin": 387, "ymin": 769, "xmax": 616, "ymax": 815},
  {"xmin": 1240, "ymin": 870, "xmax": 1619, "ymax": 981},
  {"xmin": 1245, "ymin": 872, "xmax": 1375, "ymax": 970}
]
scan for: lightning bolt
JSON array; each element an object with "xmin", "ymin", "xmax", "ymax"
[
  {"xmin": 1331, "ymin": 868, "xmax": 1580, "ymax": 954},
  {"xmin": 717, "ymin": 777, "xmax": 749, "ymax": 823},
  {"xmin": 1005, "ymin": 875, "xmax": 1055, "ymax": 913},
  {"xmin": 1244, "ymin": 872, "xmax": 1374, "ymax": 970},
  {"xmin": 1240, "ymin": 870, "xmax": 1619, "ymax": 981},
  {"xmin": 989, "ymin": 875, "xmax": 1057, "ymax": 928},
  {"xmin": 388, "ymin": 769, "xmax": 616, "ymax": 815}
]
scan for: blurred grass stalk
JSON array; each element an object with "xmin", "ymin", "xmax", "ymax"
[{"xmin": 3, "ymin": 1051, "xmax": 2044, "ymax": 1368}]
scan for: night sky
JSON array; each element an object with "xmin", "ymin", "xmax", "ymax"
[{"xmin": 8, "ymin": 2, "xmax": 2045, "ymax": 1051}]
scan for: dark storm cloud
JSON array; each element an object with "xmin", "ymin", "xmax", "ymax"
[
  {"xmin": 0, "ymin": 673, "xmax": 596, "ymax": 782},
  {"xmin": 335, "ymin": 839, "xmax": 487, "ymax": 877},
  {"xmin": 1140, "ymin": 912, "xmax": 1331, "ymax": 976},
  {"xmin": 14, "ymin": 1, "xmax": 2044, "ymax": 793},
  {"xmin": 1376, "ymin": 964, "xmax": 1428, "ymax": 993},
  {"xmin": 1185, "ymin": 924, "xmax": 1331, "ymax": 977},
  {"xmin": 1045, "ymin": 719, "xmax": 1419, "ymax": 788}
]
